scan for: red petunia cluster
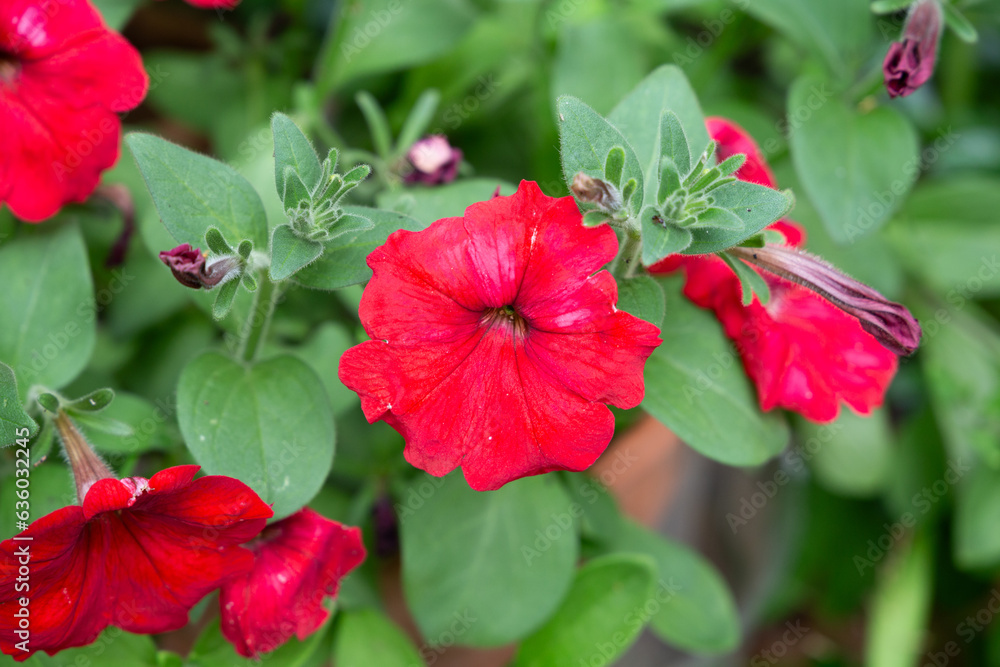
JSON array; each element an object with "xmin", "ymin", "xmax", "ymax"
[
  {"xmin": 339, "ymin": 180, "xmax": 662, "ymax": 491},
  {"xmin": 0, "ymin": 0, "xmax": 147, "ymax": 221},
  {"xmin": 651, "ymin": 118, "xmax": 898, "ymax": 422}
]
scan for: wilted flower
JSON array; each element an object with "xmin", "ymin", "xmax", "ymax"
[
  {"xmin": 404, "ymin": 135, "xmax": 462, "ymax": 185},
  {"xmin": 339, "ymin": 180, "xmax": 661, "ymax": 490},
  {"xmin": 158, "ymin": 244, "xmax": 239, "ymax": 289},
  {"xmin": 884, "ymin": 0, "xmax": 943, "ymax": 98}
]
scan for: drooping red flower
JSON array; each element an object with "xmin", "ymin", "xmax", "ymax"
[
  {"xmin": 219, "ymin": 508, "xmax": 366, "ymax": 657},
  {"xmin": 404, "ymin": 135, "xmax": 462, "ymax": 185},
  {"xmin": 0, "ymin": 0, "xmax": 148, "ymax": 221},
  {"xmin": 0, "ymin": 465, "xmax": 272, "ymax": 661},
  {"xmin": 339, "ymin": 180, "xmax": 662, "ymax": 491},
  {"xmin": 883, "ymin": 0, "xmax": 942, "ymax": 98},
  {"xmin": 651, "ymin": 119, "xmax": 898, "ymax": 423}
]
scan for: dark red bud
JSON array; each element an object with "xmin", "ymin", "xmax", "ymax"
[
  {"xmin": 159, "ymin": 244, "xmax": 238, "ymax": 289},
  {"xmin": 883, "ymin": 0, "xmax": 943, "ymax": 98},
  {"xmin": 405, "ymin": 135, "xmax": 462, "ymax": 185}
]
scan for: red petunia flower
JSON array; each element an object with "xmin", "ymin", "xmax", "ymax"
[
  {"xmin": 339, "ymin": 180, "xmax": 662, "ymax": 491},
  {"xmin": 219, "ymin": 508, "xmax": 366, "ymax": 657},
  {"xmin": 0, "ymin": 0, "xmax": 148, "ymax": 221},
  {"xmin": 650, "ymin": 119, "xmax": 897, "ymax": 423},
  {"xmin": 0, "ymin": 465, "xmax": 272, "ymax": 661}
]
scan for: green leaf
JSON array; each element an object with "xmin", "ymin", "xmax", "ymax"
[
  {"xmin": 127, "ymin": 133, "xmax": 269, "ymax": 249},
  {"xmin": 611, "ymin": 520, "xmax": 740, "ymax": 653},
  {"xmin": 187, "ymin": 617, "xmax": 331, "ymax": 667},
  {"xmin": 864, "ymin": 534, "xmax": 933, "ymax": 667},
  {"xmin": 870, "ymin": 0, "xmax": 913, "ymax": 14},
  {"xmin": 270, "ymin": 225, "xmax": 325, "ymax": 282},
  {"xmin": 329, "ymin": 213, "xmax": 376, "ymax": 242},
  {"xmin": 400, "ymin": 473, "xmax": 578, "ymax": 647},
  {"xmin": 942, "ymin": 3, "xmax": 978, "ymax": 43},
  {"xmin": 0, "ymin": 363, "xmax": 37, "ymax": 446},
  {"xmin": 659, "ymin": 110, "xmax": 693, "ymax": 175},
  {"xmin": 36, "ymin": 393, "xmax": 60, "ymax": 414},
  {"xmin": 788, "ymin": 75, "xmax": 919, "ymax": 243},
  {"xmin": 333, "ymin": 609, "xmax": 423, "ymax": 667},
  {"xmin": 272, "ymin": 112, "xmax": 323, "ymax": 195},
  {"xmin": 396, "ymin": 89, "xmax": 442, "ymax": 157},
  {"xmin": 205, "ymin": 227, "xmax": 235, "ymax": 256},
  {"xmin": 282, "ymin": 167, "xmax": 312, "ymax": 210},
  {"xmin": 318, "ymin": 0, "xmax": 477, "ymax": 93},
  {"xmin": 212, "ymin": 279, "xmax": 240, "ymax": 320},
  {"xmin": 955, "ymin": 464, "xmax": 1000, "ymax": 569},
  {"xmin": 642, "ymin": 278, "xmax": 789, "ymax": 466},
  {"xmin": 641, "ymin": 208, "xmax": 693, "ymax": 266},
  {"xmin": 69, "ymin": 411, "xmax": 134, "ymax": 438},
  {"xmin": 557, "ymin": 96, "xmax": 645, "ymax": 216},
  {"xmin": 798, "ymin": 409, "xmax": 893, "ymax": 497},
  {"xmin": 177, "ymin": 352, "xmax": 335, "ymax": 519},
  {"xmin": 77, "ymin": 392, "xmax": 173, "ymax": 455},
  {"xmin": 0, "ymin": 221, "xmax": 95, "ymax": 402},
  {"xmin": 24, "ymin": 629, "xmax": 159, "ymax": 667},
  {"xmin": 238, "ymin": 239, "xmax": 253, "ymax": 261},
  {"xmin": 884, "ymin": 177, "xmax": 1000, "ymax": 297},
  {"xmin": 616, "ymin": 274, "xmax": 666, "ymax": 328},
  {"xmin": 719, "ymin": 253, "xmax": 770, "ymax": 306},
  {"xmin": 294, "ymin": 207, "xmax": 426, "ymax": 291},
  {"xmin": 604, "ymin": 147, "xmax": 626, "ymax": 189},
  {"xmin": 682, "ymin": 180, "xmax": 792, "ymax": 254},
  {"xmin": 512, "ymin": 554, "xmax": 657, "ymax": 667},
  {"xmin": 65, "ymin": 388, "xmax": 115, "ymax": 413},
  {"xmin": 690, "ymin": 207, "xmax": 744, "ymax": 231},
  {"xmin": 743, "ymin": 0, "xmax": 873, "ymax": 78},
  {"xmin": 608, "ymin": 66, "xmax": 710, "ymax": 201},
  {"xmin": 355, "ymin": 91, "xmax": 394, "ymax": 160}
]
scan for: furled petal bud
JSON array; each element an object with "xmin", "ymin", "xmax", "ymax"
[
  {"xmin": 730, "ymin": 245, "xmax": 922, "ymax": 355},
  {"xmin": 571, "ymin": 173, "xmax": 622, "ymax": 212},
  {"xmin": 54, "ymin": 411, "xmax": 115, "ymax": 502},
  {"xmin": 159, "ymin": 244, "xmax": 239, "ymax": 289},
  {"xmin": 883, "ymin": 0, "xmax": 943, "ymax": 98},
  {"xmin": 405, "ymin": 135, "xmax": 462, "ymax": 185}
]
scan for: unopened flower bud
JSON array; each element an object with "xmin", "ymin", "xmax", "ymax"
[
  {"xmin": 54, "ymin": 411, "xmax": 115, "ymax": 502},
  {"xmin": 405, "ymin": 135, "xmax": 462, "ymax": 185},
  {"xmin": 159, "ymin": 244, "xmax": 239, "ymax": 289},
  {"xmin": 571, "ymin": 173, "xmax": 622, "ymax": 212},
  {"xmin": 883, "ymin": 0, "xmax": 943, "ymax": 98},
  {"xmin": 730, "ymin": 244, "xmax": 922, "ymax": 355}
]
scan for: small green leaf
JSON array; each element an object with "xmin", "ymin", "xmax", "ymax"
[
  {"xmin": 690, "ymin": 207, "xmax": 745, "ymax": 231},
  {"xmin": 582, "ymin": 211, "xmax": 610, "ymax": 227},
  {"xmin": 604, "ymin": 147, "xmax": 626, "ymax": 188},
  {"xmin": 204, "ymin": 227, "xmax": 234, "ymax": 256},
  {"xmin": 865, "ymin": 533, "xmax": 933, "ymax": 667},
  {"xmin": 0, "ymin": 363, "xmax": 37, "ymax": 446},
  {"xmin": 272, "ymin": 112, "xmax": 323, "ymax": 195},
  {"xmin": 281, "ymin": 166, "xmax": 311, "ymax": 210},
  {"xmin": 37, "ymin": 393, "xmax": 60, "ymax": 414},
  {"xmin": 77, "ymin": 392, "xmax": 172, "ymax": 455},
  {"xmin": 70, "ymin": 411, "xmax": 135, "ymax": 438},
  {"xmin": 942, "ymin": 3, "xmax": 978, "ymax": 43},
  {"xmin": 237, "ymin": 239, "xmax": 253, "ymax": 261},
  {"xmin": 719, "ymin": 253, "xmax": 771, "ymax": 306},
  {"xmin": 513, "ymin": 554, "xmax": 657, "ymax": 667},
  {"xmin": 356, "ymin": 91, "xmax": 393, "ymax": 160},
  {"xmin": 396, "ymin": 89, "xmax": 441, "ymax": 157},
  {"xmin": 717, "ymin": 153, "xmax": 747, "ymax": 176},
  {"xmin": 211, "ymin": 279, "xmax": 240, "ymax": 320},
  {"xmin": 65, "ymin": 388, "xmax": 115, "ymax": 413},
  {"xmin": 341, "ymin": 163, "xmax": 372, "ymax": 185},
  {"xmin": 558, "ymin": 96, "xmax": 645, "ymax": 216},
  {"xmin": 329, "ymin": 213, "xmax": 376, "ymax": 240},
  {"xmin": 177, "ymin": 352, "xmax": 335, "ymax": 519},
  {"xmin": 870, "ymin": 0, "xmax": 914, "ymax": 14},
  {"xmin": 641, "ymin": 208, "xmax": 693, "ymax": 266},
  {"xmin": 617, "ymin": 275, "xmax": 666, "ymax": 328},
  {"xmin": 269, "ymin": 224, "xmax": 325, "ymax": 282},
  {"xmin": 657, "ymin": 158, "xmax": 683, "ymax": 207},
  {"xmin": 682, "ymin": 180, "xmax": 792, "ymax": 255},
  {"xmin": 660, "ymin": 110, "xmax": 693, "ymax": 176},
  {"xmin": 333, "ymin": 609, "xmax": 423, "ymax": 667},
  {"xmin": 127, "ymin": 133, "xmax": 269, "ymax": 249}
]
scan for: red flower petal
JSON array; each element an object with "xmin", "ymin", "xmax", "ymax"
[
  {"xmin": 219, "ymin": 508, "xmax": 366, "ymax": 657},
  {"xmin": 0, "ymin": 0, "xmax": 148, "ymax": 222},
  {"xmin": 649, "ymin": 119, "xmax": 898, "ymax": 423},
  {"xmin": 340, "ymin": 180, "xmax": 661, "ymax": 490},
  {"xmin": 0, "ymin": 466, "xmax": 272, "ymax": 660}
]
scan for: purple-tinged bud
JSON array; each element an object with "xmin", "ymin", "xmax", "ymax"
[
  {"xmin": 571, "ymin": 173, "xmax": 622, "ymax": 212},
  {"xmin": 158, "ymin": 244, "xmax": 239, "ymax": 289},
  {"xmin": 405, "ymin": 135, "xmax": 462, "ymax": 185},
  {"xmin": 883, "ymin": 0, "xmax": 943, "ymax": 98},
  {"xmin": 730, "ymin": 244, "xmax": 922, "ymax": 355}
]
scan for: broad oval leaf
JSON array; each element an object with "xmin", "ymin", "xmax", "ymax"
[
  {"xmin": 0, "ymin": 221, "xmax": 95, "ymax": 402},
  {"xmin": 269, "ymin": 225, "xmax": 325, "ymax": 282},
  {"xmin": 400, "ymin": 472, "xmax": 578, "ymax": 647},
  {"xmin": 177, "ymin": 351, "xmax": 335, "ymax": 519},
  {"xmin": 272, "ymin": 112, "xmax": 323, "ymax": 195},
  {"xmin": 333, "ymin": 609, "xmax": 423, "ymax": 667},
  {"xmin": 641, "ymin": 277, "xmax": 789, "ymax": 466},
  {"xmin": 127, "ymin": 132, "xmax": 269, "ymax": 249}
]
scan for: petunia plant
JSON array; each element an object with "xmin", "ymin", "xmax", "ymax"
[{"xmin": 5, "ymin": 0, "xmax": 995, "ymax": 662}]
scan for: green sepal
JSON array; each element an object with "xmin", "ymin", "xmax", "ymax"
[
  {"xmin": 604, "ymin": 147, "xmax": 626, "ymax": 188},
  {"xmin": 242, "ymin": 271, "xmax": 258, "ymax": 292},
  {"xmin": 37, "ymin": 393, "xmax": 61, "ymax": 414},
  {"xmin": 282, "ymin": 166, "xmax": 311, "ymax": 210},
  {"xmin": 719, "ymin": 253, "xmax": 770, "ymax": 306},
  {"xmin": 237, "ymin": 239, "xmax": 253, "ymax": 261},
  {"xmin": 717, "ymin": 153, "xmax": 747, "ymax": 176},
  {"xmin": 205, "ymin": 227, "xmax": 234, "ymax": 256},
  {"xmin": 658, "ymin": 158, "xmax": 683, "ymax": 207},
  {"xmin": 65, "ymin": 388, "xmax": 115, "ymax": 413},
  {"xmin": 342, "ymin": 163, "xmax": 372, "ymax": 186},
  {"xmin": 212, "ymin": 279, "xmax": 240, "ymax": 320},
  {"xmin": 582, "ymin": 211, "xmax": 611, "ymax": 228}
]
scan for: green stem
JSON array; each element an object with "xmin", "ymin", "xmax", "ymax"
[
  {"xmin": 611, "ymin": 229, "xmax": 643, "ymax": 281},
  {"xmin": 238, "ymin": 273, "xmax": 281, "ymax": 364}
]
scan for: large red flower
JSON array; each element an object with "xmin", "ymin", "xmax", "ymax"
[
  {"xmin": 651, "ymin": 118, "xmax": 897, "ymax": 423},
  {"xmin": 0, "ymin": 0, "xmax": 148, "ymax": 221},
  {"xmin": 220, "ymin": 508, "xmax": 366, "ymax": 657},
  {"xmin": 339, "ymin": 180, "xmax": 662, "ymax": 491},
  {"xmin": 0, "ymin": 465, "xmax": 272, "ymax": 661}
]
